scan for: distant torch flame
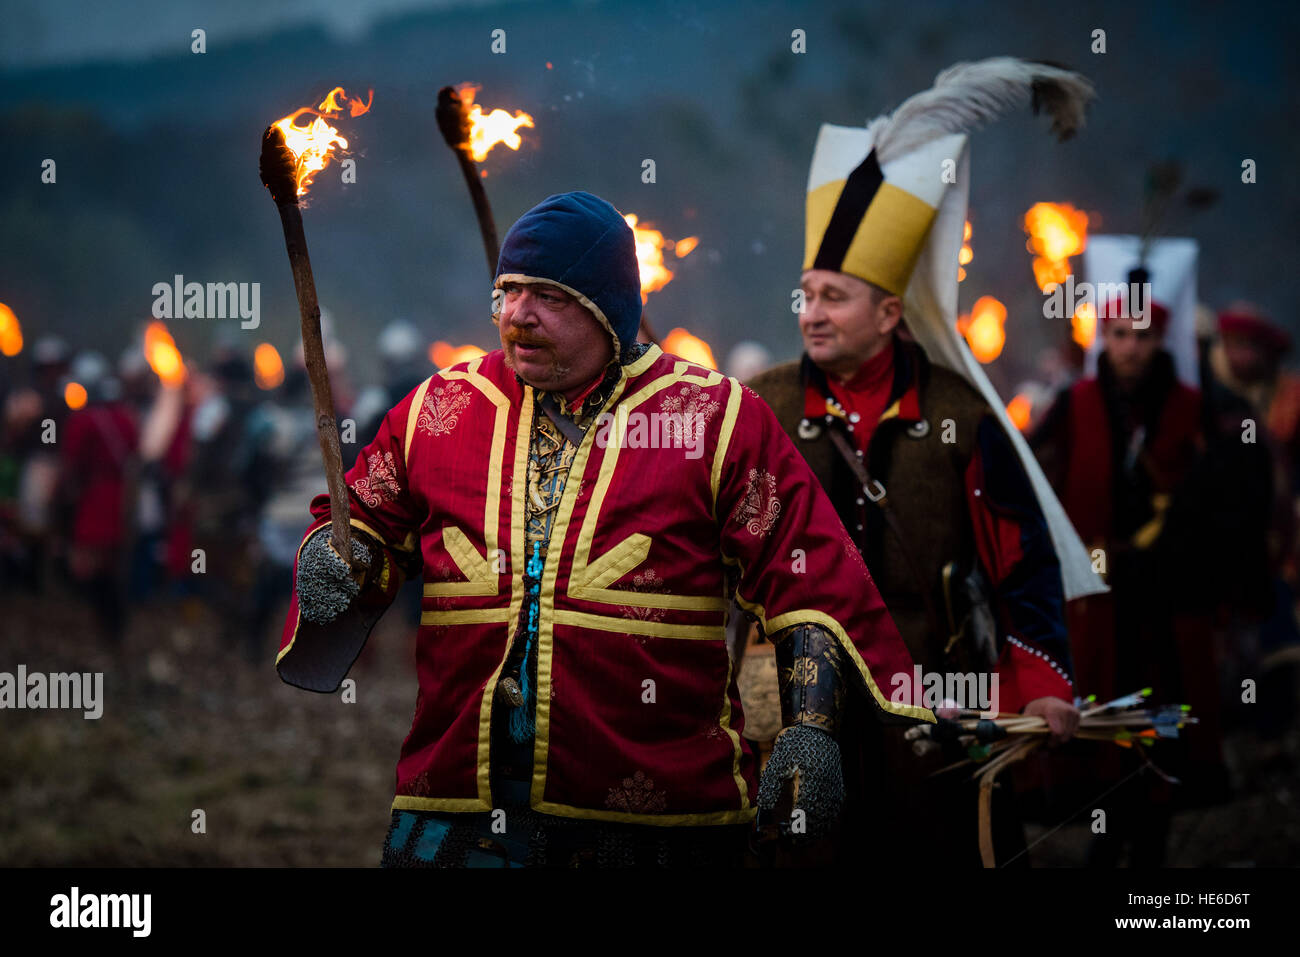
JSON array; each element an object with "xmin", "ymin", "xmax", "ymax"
[
  {"xmin": 624, "ymin": 214, "xmax": 697, "ymax": 303},
  {"xmin": 956, "ymin": 295, "xmax": 1007, "ymax": 364},
  {"xmin": 254, "ymin": 343, "xmax": 285, "ymax": 390},
  {"xmin": 662, "ymin": 328, "xmax": 717, "ymax": 370},
  {"xmin": 1023, "ymin": 202, "xmax": 1088, "ymax": 293},
  {"xmin": 958, "ymin": 220, "xmax": 973, "ymax": 282},
  {"xmin": 144, "ymin": 321, "xmax": 185, "ymax": 387},
  {"xmin": 0, "ymin": 302, "xmax": 21, "ymax": 357},
  {"xmin": 674, "ymin": 236, "xmax": 699, "ymax": 258},
  {"xmin": 65, "ymin": 382, "xmax": 87, "ymax": 410},
  {"xmin": 430, "ymin": 341, "xmax": 487, "ymax": 368},
  {"xmin": 1072, "ymin": 301, "xmax": 1097, "ymax": 349},
  {"xmin": 271, "ymin": 86, "xmax": 373, "ymax": 197},
  {"xmin": 1006, "ymin": 393, "xmax": 1033, "ymax": 432},
  {"xmin": 455, "ymin": 84, "xmax": 534, "ymax": 162}
]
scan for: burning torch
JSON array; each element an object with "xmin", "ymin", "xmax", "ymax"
[
  {"xmin": 623, "ymin": 212, "xmax": 702, "ymax": 358},
  {"xmin": 435, "ymin": 84, "xmax": 534, "ymax": 278},
  {"xmin": 259, "ymin": 87, "xmax": 371, "ymax": 572}
]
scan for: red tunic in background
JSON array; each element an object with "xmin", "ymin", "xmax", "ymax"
[{"xmin": 60, "ymin": 403, "xmax": 138, "ymax": 549}]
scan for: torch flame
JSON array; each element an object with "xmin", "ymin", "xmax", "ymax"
[
  {"xmin": 0, "ymin": 302, "xmax": 21, "ymax": 357},
  {"xmin": 456, "ymin": 84, "xmax": 534, "ymax": 162},
  {"xmin": 271, "ymin": 85, "xmax": 373, "ymax": 197},
  {"xmin": 320, "ymin": 86, "xmax": 373, "ymax": 117},
  {"xmin": 1006, "ymin": 393, "xmax": 1033, "ymax": 432},
  {"xmin": 65, "ymin": 381, "xmax": 87, "ymax": 410},
  {"xmin": 1023, "ymin": 202, "xmax": 1088, "ymax": 292},
  {"xmin": 1072, "ymin": 301, "xmax": 1097, "ymax": 349},
  {"xmin": 254, "ymin": 343, "xmax": 285, "ymax": 390},
  {"xmin": 958, "ymin": 220, "xmax": 973, "ymax": 282},
  {"xmin": 430, "ymin": 341, "xmax": 487, "ymax": 368},
  {"xmin": 624, "ymin": 214, "xmax": 697, "ymax": 303},
  {"xmin": 956, "ymin": 295, "xmax": 1007, "ymax": 364},
  {"xmin": 144, "ymin": 321, "xmax": 186, "ymax": 387},
  {"xmin": 662, "ymin": 328, "xmax": 717, "ymax": 370}
]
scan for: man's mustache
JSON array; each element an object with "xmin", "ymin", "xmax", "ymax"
[{"xmin": 504, "ymin": 331, "xmax": 553, "ymax": 349}]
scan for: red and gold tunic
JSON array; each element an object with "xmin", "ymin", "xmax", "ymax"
[{"xmin": 277, "ymin": 344, "xmax": 931, "ymax": 826}]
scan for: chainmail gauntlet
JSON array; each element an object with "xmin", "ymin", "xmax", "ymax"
[
  {"xmin": 756, "ymin": 623, "xmax": 848, "ymax": 840},
  {"xmin": 296, "ymin": 527, "xmax": 374, "ymax": 624}
]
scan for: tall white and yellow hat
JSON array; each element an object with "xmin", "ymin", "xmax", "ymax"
[{"xmin": 805, "ymin": 58, "xmax": 1095, "ymax": 298}]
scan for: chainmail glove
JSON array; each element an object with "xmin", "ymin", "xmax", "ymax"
[
  {"xmin": 296, "ymin": 528, "xmax": 373, "ymax": 624},
  {"xmin": 757, "ymin": 724, "xmax": 845, "ymax": 840}
]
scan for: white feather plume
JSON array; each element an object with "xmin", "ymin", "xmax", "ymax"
[{"xmin": 870, "ymin": 56, "xmax": 1096, "ymax": 165}]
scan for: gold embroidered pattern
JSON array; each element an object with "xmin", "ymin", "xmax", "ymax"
[
  {"xmin": 619, "ymin": 568, "xmax": 667, "ymax": 622},
  {"xmin": 604, "ymin": 770, "xmax": 668, "ymax": 813},
  {"xmin": 417, "ymin": 382, "xmax": 473, "ymax": 437},
  {"xmin": 353, "ymin": 450, "xmax": 401, "ymax": 507},
  {"xmin": 731, "ymin": 468, "xmax": 781, "ymax": 538},
  {"xmin": 660, "ymin": 382, "xmax": 721, "ymax": 445}
]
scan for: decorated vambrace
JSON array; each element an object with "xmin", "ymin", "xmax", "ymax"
[{"xmin": 756, "ymin": 623, "xmax": 848, "ymax": 840}]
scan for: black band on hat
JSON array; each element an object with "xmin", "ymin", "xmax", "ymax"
[{"xmin": 812, "ymin": 149, "xmax": 884, "ymax": 271}]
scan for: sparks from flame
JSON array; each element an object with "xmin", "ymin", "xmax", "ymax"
[
  {"xmin": 0, "ymin": 302, "xmax": 21, "ymax": 357},
  {"xmin": 662, "ymin": 328, "xmax": 717, "ymax": 370},
  {"xmin": 1023, "ymin": 202, "xmax": 1088, "ymax": 293},
  {"xmin": 958, "ymin": 220, "xmax": 973, "ymax": 282},
  {"xmin": 1006, "ymin": 393, "xmax": 1033, "ymax": 431},
  {"xmin": 271, "ymin": 85, "xmax": 373, "ymax": 197},
  {"xmin": 144, "ymin": 321, "xmax": 185, "ymax": 387},
  {"xmin": 65, "ymin": 381, "xmax": 87, "ymax": 410},
  {"xmin": 254, "ymin": 343, "xmax": 285, "ymax": 390},
  {"xmin": 624, "ymin": 214, "xmax": 697, "ymax": 303},
  {"xmin": 455, "ymin": 84, "xmax": 534, "ymax": 162},
  {"xmin": 430, "ymin": 341, "xmax": 487, "ymax": 368},
  {"xmin": 956, "ymin": 295, "xmax": 1007, "ymax": 363}
]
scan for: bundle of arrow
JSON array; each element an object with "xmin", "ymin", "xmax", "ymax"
[{"xmin": 903, "ymin": 689, "xmax": 1197, "ymax": 867}]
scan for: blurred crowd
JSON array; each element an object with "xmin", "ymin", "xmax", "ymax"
[{"xmin": 0, "ymin": 317, "xmax": 429, "ymax": 662}]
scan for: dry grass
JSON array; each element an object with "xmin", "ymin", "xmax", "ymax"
[{"xmin": 0, "ymin": 590, "xmax": 417, "ymax": 866}]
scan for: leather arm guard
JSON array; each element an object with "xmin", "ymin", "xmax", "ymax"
[{"xmin": 756, "ymin": 623, "xmax": 847, "ymax": 840}]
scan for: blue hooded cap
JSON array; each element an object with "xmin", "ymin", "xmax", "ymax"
[{"xmin": 494, "ymin": 191, "xmax": 643, "ymax": 361}]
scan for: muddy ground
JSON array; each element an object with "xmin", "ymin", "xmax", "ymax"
[{"xmin": 2, "ymin": 588, "xmax": 1297, "ymax": 867}]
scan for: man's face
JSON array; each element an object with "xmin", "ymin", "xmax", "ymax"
[
  {"xmin": 1101, "ymin": 317, "xmax": 1162, "ymax": 384},
  {"xmin": 798, "ymin": 269, "xmax": 899, "ymax": 380},
  {"xmin": 1221, "ymin": 333, "xmax": 1270, "ymax": 384},
  {"xmin": 498, "ymin": 281, "xmax": 615, "ymax": 396}
]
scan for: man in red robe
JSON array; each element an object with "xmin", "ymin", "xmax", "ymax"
[
  {"xmin": 1032, "ymin": 295, "xmax": 1224, "ymax": 864},
  {"xmin": 277, "ymin": 191, "xmax": 931, "ymax": 866},
  {"xmin": 58, "ymin": 353, "xmax": 138, "ymax": 648}
]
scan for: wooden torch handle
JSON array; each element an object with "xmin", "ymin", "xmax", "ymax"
[{"xmin": 274, "ymin": 201, "xmax": 356, "ymax": 571}]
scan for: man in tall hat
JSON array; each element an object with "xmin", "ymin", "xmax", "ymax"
[
  {"xmin": 1032, "ymin": 288, "xmax": 1230, "ymax": 863},
  {"xmin": 277, "ymin": 190, "xmax": 932, "ymax": 867},
  {"xmin": 748, "ymin": 58, "xmax": 1103, "ymax": 866}
]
